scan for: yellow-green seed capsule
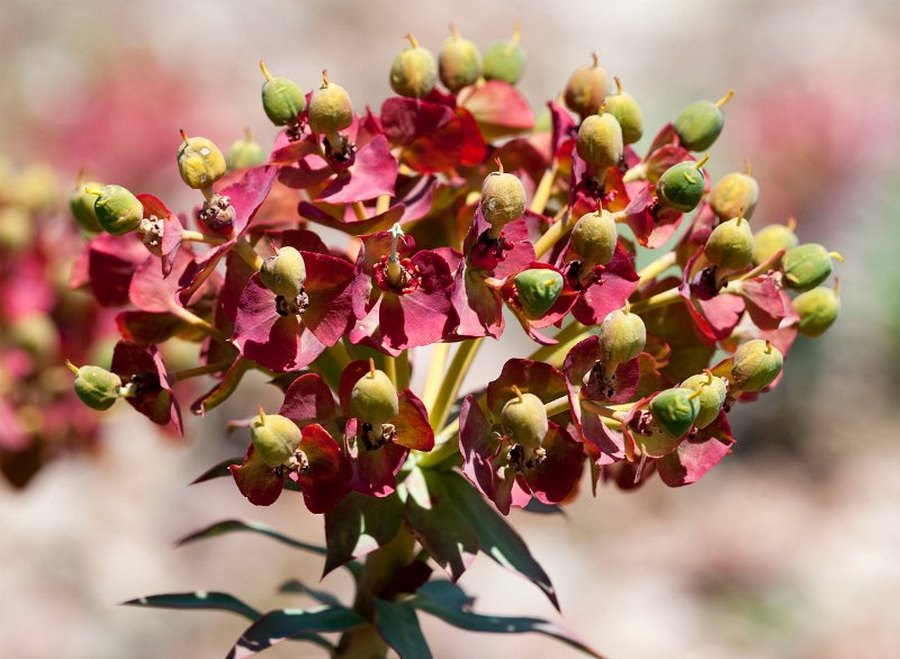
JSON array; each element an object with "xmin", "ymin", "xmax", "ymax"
[
  {"xmin": 10, "ymin": 313, "xmax": 59, "ymax": 361},
  {"xmin": 91, "ymin": 184, "xmax": 144, "ymax": 236},
  {"xmin": 259, "ymin": 246, "xmax": 307, "ymax": 300},
  {"xmin": 515, "ymin": 269, "xmax": 564, "ymax": 319},
  {"xmin": 575, "ymin": 111, "xmax": 624, "ymax": 173},
  {"xmin": 674, "ymin": 90, "xmax": 733, "ymax": 152},
  {"xmin": 656, "ymin": 156, "xmax": 708, "ymax": 213},
  {"xmin": 704, "ymin": 215, "xmax": 754, "ymax": 272},
  {"xmin": 439, "ymin": 25, "xmax": 482, "ymax": 93},
  {"xmin": 226, "ymin": 134, "xmax": 266, "ymax": 171},
  {"xmin": 598, "ymin": 308, "xmax": 646, "ymax": 368},
  {"xmin": 570, "ymin": 209, "xmax": 617, "ymax": 270},
  {"xmin": 308, "ymin": 71, "xmax": 354, "ymax": 136},
  {"xmin": 603, "ymin": 77, "xmax": 644, "ymax": 145},
  {"xmin": 730, "ymin": 339, "xmax": 783, "ymax": 392},
  {"xmin": 501, "ymin": 389, "xmax": 548, "ymax": 453},
  {"xmin": 69, "ymin": 179, "xmax": 104, "ymax": 233},
  {"xmin": 650, "ymin": 387, "xmax": 701, "ymax": 438},
  {"xmin": 793, "ymin": 286, "xmax": 840, "ymax": 337},
  {"xmin": 752, "ymin": 221, "xmax": 798, "ymax": 265},
  {"xmin": 250, "ymin": 411, "xmax": 301, "ymax": 468},
  {"xmin": 483, "ymin": 26, "xmax": 525, "ymax": 85},
  {"xmin": 680, "ymin": 372, "xmax": 728, "ymax": 429},
  {"xmin": 709, "ymin": 170, "xmax": 759, "ymax": 221},
  {"xmin": 68, "ymin": 362, "xmax": 122, "ymax": 411},
  {"xmin": 0, "ymin": 206, "xmax": 33, "ymax": 251},
  {"xmin": 351, "ymin": 366, "xmax": 399, "ymax": 424},
  {"xmin": 481, "ymin": 168, "xmax": 526, "ymax": 228},
  {"xmin": 259, "ymin": 61, "xmax": 307, "ymax": 127},
  {"xmin": 15, "ymin": 165, "xmax": 58, "ymax": 213},
  {"xmin": 177, "ymin": 132, "xmax": 227, "ymax": 190},
  {"xmin": 563, "ymin": 53, "xmax": 610, "ymax": 118},
  {"xmin": 782, "ymin": 243, "xmax": 839, "ymax": 292},
  {"xmin": 390, "ymin": 34, "xmax": 438, "ymax": 99}
]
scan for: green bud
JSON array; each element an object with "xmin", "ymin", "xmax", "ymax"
[
  {"xmin": 674, "ymin": 90, "xmax": 733, "ymax": 152},
  {"xmin": 575, "ymin": 111, "xmax": 624, "ymax": 173},
  {"xmin": 793, "ymin": 285, "xmax": 840, "ymax": 338},
  {"xmin": 650, "ymin": 387, "xmax": 701, "ymax": 438},
  {"xmin": 91, "ymin": 184, "xmax": 144, "ymax": 236},
  {"xmin": 390, "ymin": 34, "xmax": 438, "ymax": 99},
  {"xmin": 598, "ymin": 308, "xmax": 646, "ymax": 368},
  {"xmin": 483, "ymin": 28, "xmax": 525, "ymax": 84},
  {"xmin": 481, "ymin": 170, "xmax": 526, "ymax": 228},
  {"xmin": 730, "ymin": 339, "xmax": 783, "ymax": 392},
  {"xmin": 259, "ymin": 246, "xmax": 307, "ymax": 300},
  {"xmin": 656, "ymin": 158, "xmax": 707, "ymax": 213},
  {"xmin": 752, "ymin": 221, "xmax": 798, "ymax": 265},
  {"xmin": 570, "ymin": 209, "xmax": 617, "ymax": 270},
  {"xmin": 259, "ymin": 61, "xmax": 307, "ymax": 127},
  {"xmin": 177, "ymin": 133, "xmax": 227, "ymax": 190},
  {"xmin": 69, "ymin": 180, "xmax": 104, "ymax": 233},
  {"xmin": 501, "ymin": 390, "xmax": 548, "ymax": 453},
  {"xmin": 69, "ymin": 362, "xmax": 122, "ymax": 411},
  {"xmin": 563, "ymin": 54, "xmax": 610, "ymax": 118},
  {"xmin": 439, "ymin": 26, "xmax": 483, "ymax": 93},
  {"xmin": 226, "ymin": 136, "xmax": 266, "ymax": 171},
  {"xmin": 0, "ymin": 206, "xmax": 33, "ymax": 251},
  {"xmin": 709, "ymin": 171, "xmax": 759, "ymax": 221},
  {"xmin": 603, "ymin": 77, "xmax": 644, "ymax": 145},
  {"xmin": 515, "ymin": 269, "xmax": 564, "ymax": 319},
  {"xmin": 10, "ymin": 313, "xmax": 59, "ymax": 361},
  {"xmin": 308, "ymin": 72, "xmax": 354, "ymax": 136},
  {"xmin": 704, "ymin": 215, "xmax": 754, "ymax": 272},
  {"xmin": 782, "ymin": 243, "xmax": 839, "ymax": 292},
  {"xmin": 680, "ymin": 373, "xmax": 728, "ymax": 429},
  {"xmin": 250, "ymin": 411, "xmax": 301, "ymax": 468},
  {"xmin": 351, "ymin": 366, "xmax": 399, "ymax": 424}
]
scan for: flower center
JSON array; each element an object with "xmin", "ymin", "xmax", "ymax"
[
  {"xmin": 274, "ymin": 289, "xmax": 310, "ymax": 317},
  {"xmin": 373, "ymin": 256, "xmax": 420, "ymax": 294},
  {"xmin": 469, "ymin": 228, "xmax": 513, "ymax": 271},
  {"xmin": 582, "ymin": 361, "xmax": 618, "ymax": 399},
  {"xmin": 198, "ymin": 194, "xmax": 235, "ymax": 234},
  {"xmin": 359, "ymin": 421, "xmax": 397, "ymax": 450},
  {"xmin": 507, "ymin": 443, "xmax": 547, "ymax": 472}
]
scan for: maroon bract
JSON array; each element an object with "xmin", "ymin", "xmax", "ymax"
[
  {"xmin": 110, "ymin": 340, "xmax": 182, "ymax": 434},
  {"xmin": 565, "ymin": 242, "xmax": 639, "ymax": 326}
]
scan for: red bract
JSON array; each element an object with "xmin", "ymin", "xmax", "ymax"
[
  {"xmin": 500, "ymin": 262, "xmax": 577, "ymax": 344},
  {"xmin": 564, "ymin": 242, "xmax": 640, "ymax": 326},
  {"xmin": 456, "ymin": 80, "xmax": 534, "ymax": 142},
  {"xmin": 110, "ymin": 340, "xmax": 182, "ymax": 434},
  {"xmin": 74, "ymin": 233, "xmax": 148, "ymax": 307}
]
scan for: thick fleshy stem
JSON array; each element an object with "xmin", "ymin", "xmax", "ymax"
[
  {"xmin": 529, "ymin": 161, "xmax": 559, "ymax": 216},
  {"xmin": 168, "ymin": 361, "xmax": 231, "ymax": 384},
  {"xmin": 422, "ymin": 343, "xmax": 450, "ymax": 414},
  {"xmin": 429, "ymin": 338, "xmax": 483, "ymax": 433},
  {"xmin": 627, "ymin": 286, "xmax": 681, "ymax": 314},
  {"xmin": 233, "ymin": 237, "xmax": 264, "ymax": 270},
  {"xmin": 636, "ymin": 252, "xmax": 677, "ymax": 287}
]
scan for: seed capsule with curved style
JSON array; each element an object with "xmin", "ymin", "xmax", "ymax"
[
  {"xmin": 439, "ymin": 25, "xmax": 482, "ymax": 93},
  {"xmin": 501, "ymin": 390, "xmax": 548, "ymax": 453},
  {"xmin": 656, "ymin": 156, "xmax": 708, "ymax": 213},
  {"xmin": 650, "ymin": 387, "xmax": 701, "ymax": 438},
  {"xmin": 90, "ymin": 184, "xmax": 144, "ymax": 236},
  {"xmin": 793, "ymin": 285, "xmax": 840, "ymax": 337},
  {"xmin": 680, "ymin": 373, "xmax": 728, "ymax": 429},
  {"xmin": 570, "ymin": 209, "xmax": 617, "ymax": 271},
  {"xmin": 483, "ymin": 25, "xmax": 525, "ymax": 84},
  {"xmin": 575, "ymin": 111, "xmax": 624, "ymax": 173},
  {"xmin": 563, "ymin": 53, "xmax": 610, "ymax": 118},
  {"xmin": 709, "ymin": 170, "xmax": 759, "ymax": 221},
  {"xmin": 69, "ymin": 362, "xmax": 122, "ymax": 411},
  {"xmin": 69, "ymin": 180, "xmax": 105, "ymax": 233},
  {"xmin": 351, "ymin": 368, "xmax": 399, "ymax": 424},
  {"xmin": 250, "ymin": 411, "xmax": 302, "ymax": 468},
  {"xmin": 308, "ymin": 71, "xmax": 353, "ymax": 136},
  {"xmin": 259, "ymin": 61, "xmax": 306, "ymax": 127},
  {"xmin": 226, "ymin": 135, "xmax": 266, "ymax": 171},
  {"xmin": 390, "ymin": 34, "xmax": 438, "ymax": 99},
  {"xmin": 782, "ymin": 243, "xmax": 839, "ymax": 292},
  {"xmin": 259, "ymin": 246, "xmax": 307, "ymax": 300},
  {"xmin": 177, "ymin": 132, "xmax": 227, "ymax": 190},
  {"xmin": 598, "ymin": 308, "xmax": 646, "ymax": 368},
  {"xmin": 704, "ymin": 215, "xmax": 754, "ymax": 272},
  {"xmin": 603, "ymin": 77, "xmax": 644, "ymax": 144},
  {"xmin": 753, "ymin": 221, "xmax": 798, "ymax": 265},
  {"xmin": 730, "ymin": 339, "xmax": 783, "ymax": 392},
  {"xmin": 674, "ymin": 90, "xmax": 733, "ymax": 152},
  {"xmin": 481, "ymin": 167, "xmax": 526, "ymax": 229},
  {"xmin": 515, "ymin": 269, "xmax": 564, "ymax": 319}
]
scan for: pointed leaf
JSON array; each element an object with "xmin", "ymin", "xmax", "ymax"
[
  {"xmin": 278, "ymin": 580, "xmax": 343, "ymax": 607},
  {"xmin": 323, "ymin": 491, "xmax": 403, "ymax": 576},
  {"xmin": 374, "ymin": 598, "xmax": 432, "ymax": 659},
  {"xmin": 176, "ymin": 519, "xmax": 327, "ymax": 558},
  {"xmin": 123, "ymin": 591, "xmax": 260, "ymax": 621},
  {"xmin": 227, "ymin": 606, "xmax": 364, "ymax": 658}
]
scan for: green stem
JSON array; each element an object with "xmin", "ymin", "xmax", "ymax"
[
  {"xmin": 627, "ymin": 286, "xmax": 681, "ymax": 314},
  {"xmin": 171, "ymin": 307, "xmax": 228, "ymax": 342},
  {"xmin": 529, "ymin": 321, "xmax": 587, "ymax": 364},
  {"xmin": 233, "ymin": 237, "xmax": 264, "ymax": 270},
  {"xmin": 168, "ymin": 361, "xmax": 230, "ymax": 383},
  {"xmin": 529, "ymin": 162, "xmax": 558, "ymax": 215},
  {"xmin": 429, "ymin": 339, "xmax": 483, "ymax": 432},
  {"xmin": 636, "ymin": 251, "xmax": 677, "ymax": 287},
  {"xmin": 395, "ymin": 350, "xmax": 410, "ymax": 392},
  {"xmin": 179, "ymin": 230, "xmax": 227, "ymax": 246},
  {"xmin": 422, "ymin": 343, "xmax": 449, "ymax": 414},
  {"xmin": 533, "ymin": 212, "xmax": 573, "ymax": 259}
]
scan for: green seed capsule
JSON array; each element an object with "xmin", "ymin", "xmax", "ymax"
[
  {"xmin": 656, "ymin": 158, "xmax": 707, "ymax": 213},
  {"xmin": 793, "ymin": 286, "xmax": 840, "ymax": 337},
  {"xmin": 250, "ymin": 412, "xmax": 301, "ymax": 468},
  {"xmin": 709, "ymin": 171, "xmax": 759, "ymax": 221},
  {"xmin": 259, "ymin": 61, "xmax": 306, "ymax": 127},
  {"xmin": 704, "ymin": 215, "xmax": 754, "ymax": 272},
  {"xmin": 598, "ymin": 309, "xmax": 647, "ymax": 368},
  {"xmin": 351, "ymin": 368, "xmax": 399, "ymax": 424},
  {"xmin": 515, "ymin": 269, "xmax": 564, "ymax": 319},
  {"xmin": 730, "ymin": 339, "xmax": 783, "ymax": 392},
  {"xmin": 10, "ymin": 313, "xmax": 59, "ymax": 360},
  {"xmin": 570, "ymin": 209, "xmax": 617, "ymax": 270},
  {"xmin": 226, "ymin": 136, "xmax": 266, "ymax": 171},
  {"xmin": 259, "ymin": 246, "xmax": 307, "ymax": 300},
  {"xmin": 177, "ymin": 133, "xmax": 227, "ymax": 190},
  {"xmin": 680, "ymin": 373, "xmax": 728, "ymax": 429},
  {"xmin": 69, "ymin": 180, "xmax": 104, "ymax": 233},
  {"xmin": 650, "ymin": 387, "xmax": 701, "ymax": 438},
  {"xmin": 390, "ymin": 34, "xmax": 438, "ymax": 99},
  {"xmin": 481, "ymin": 170, "xmax": 526, "ymax": 228},
  {"xmin": 603, "ymin": 77, "xmax": 644, "ymax": 145},
  {"xmin": 0, "ymin": 206, "xmax": 33, "ymax": 251},
  {"xmin": 70, "ymin": 363, "xmax": 122, "ymax": 411},
  {"xmin": 439, "ymin": 26, "xmax": 482, "ymax": 93},
  {"xmin": 308, "ymin": 72, "xmax": 354, "ymax": 136},
  {"xmin": 752, "ymin": 222, "xmax": 798, "ymax": 265},
  {"xmin": 501, "ymin": 390, "xmax": 548, "ymax": 452},
  {"xmin": 483, "ymin": 28, "xmax": 525, "ymax": 84},
  {"xmin": 92, "ymin": 184, "xmax": 144, "ymax": 236},
  {"xmin": 782, "ymin": 243, "xmax": 837, "ymax": 292},
  {"xmin": 575, "ymin": 112, "xmax": 624, "ymax": 173},
  {"xmin": 563, "ymin": 54, "xmax": 610, "ymax": 118},
  {"xmin": 674, "ymin": 91, "xmax": 733, "ymax": 152}
]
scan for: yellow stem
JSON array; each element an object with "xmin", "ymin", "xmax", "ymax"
[
  {"xmin": 422, "ymin": 343, "xmax": 450, "ymax": 414},
  {"xmin": 627, "ymin": 286, "xmax": 681, "ymax": 314},
  {"xmin": 375, "ymin": 194, "xmax": 391, "ymax": 215},
  {"xmin": 351, "ymin": 201, "xmax": 368, "ymax": 221},
  {"xmin": 636, "ymin": 252, "xmax": 677, "ymax": 287},
  {"xmin": 234, "ymin": 237, "xmax": 264, "ymax": 270},
  {"xmin": 530, "ymin": 162, "xmax": 558, "ymax": 215},
  {"xmin": 429, "ymin": 339, "xmax": 483, "ymax": 432}
]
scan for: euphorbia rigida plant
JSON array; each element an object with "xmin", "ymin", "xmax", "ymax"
[{"xmin": 64, "ymin": 25, "xmax": 842, "ymax": 657}]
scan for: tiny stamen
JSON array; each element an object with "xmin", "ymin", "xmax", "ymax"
[
  {"xmin": 614, "ymin": 76, "xmax": 623, "ymax": 95},
  {"xmin": 321, "ymin": 69, "xmax": 330, "ymax": 88},
  {"xmin": 83, "ymin": 187, "xmax": 103, "ymax": 197},
  {"xmin": 703, "ymin": 368, "xmax": 714, "ymax": 385},
  {"xmin": 495, "ymin": 156, "xmax": 504, "ymax": 173},
  {"xmin": 258, "ymin": 406, "xmax": 266, "ymax": 423},
  {"xmin": 764, "ymin": 339, "xmax": 773, "ymax": 354},
  {"xmin": 623, "ymin": 299, "xmax": 631, "ymax": 314},
  {"xmin": 737, "ymin": 207, "xmax": 745, "ymax": 225},
  {"xmin": 510, "ymin": 22, "xmax": 521, "ymax": 48},
  {"xmin": 65, "ymin": 359, "xmax": 80, "ymax": 376}
]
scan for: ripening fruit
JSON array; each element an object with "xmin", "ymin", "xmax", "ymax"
[
  {"xmin": 177, "ymin": 133, "xmax": 227, "ymax": 190},
  {"xmin": 650, "ymin": 388, "xmax": 701, "ymax": 438},
  {"xmin": 9, "ymin": 313, "xmax": 59, "ymax": 360},
  {"xmin": 603, "ymin": 77, "xmax": 644, "ymax": 145},
  {"xmin": 598, "ymin": 308, "xmax": 646, "ymax": 368},
  {"xmin": 91, "ymin": 184, "xmax": 144, "ymax": 236},
  {"xmin": 259, "ymin": 61, "xmax": 307, "ymax": 127},
  {"xmin": 570, "ymin": 209, "xmax": 617, "ymax": 270},
  {"xmin": 439, "ymin": 25, "xmax": 482, "ymax": 93},
  {"xmin": 250, "ymin": 411, "xmax": 301, "ymax": 468},
  {"xmin": 730, "ymin": 339, "xmax": 783, "ymax": 392},
  {"xmin": 575, "ymin": 111, "xmax": 624, "ymax": 172},
  {"xmin": 782, "ymin": 243, "xmax": 838, "ymax": 292},
  {"xmin": 793, "ymin": 286, "xmax": 840, "ymax": 337},
  {"xmin": 483, "ymin": 26, "xmax": 525, "ymax": 84},
  {"xmin": 69, "ymin": 180, "xmax": 104, "ymax": 233},
  {"xmin": 563, "ymin": 54, "xmax": 610, "ymax": 118},
  {"xmin": 0, "ymin": 206, "xmax": 33, "ymax": 251},
  {"xmin": 259, "ymin": 246, "xmax": 307, "ymax": 300},
  {"xmin": 674, "ymin": 90, "xmax": 733, "ymax": 152},
  {"xmin": 656, "ymin": 157, "xmax": 708, "ymax": 213},
  {"xmin": 680, "ymin": 373, "xmax": 728, "ymax": 429},
  {"xmin": 515, "ymin": 269, "xmax": 564, "ymax": 319},
  {"xmin": 709, "ymin": 171, "xmax": 759, "ymax": 221},
  {"xmin": 753, "ymin": 221, "xmax": 798, "ymax": 265},
  {"xmin": 69, "ymin": 362, "xmax": 122, "ymax": 411},
  {"xmin": 308, "ymin": 72, "xmax": 354, "ymax": 136},
  {"xmin": 481, "ymin": 168, "xmax": 526, "ymax": 229},
  {"xmin": 500, "ymin": 390, "xmax": 548, "ymax": 452},
  {"xmin": 350, "ymin": 368, "xmax": 399, "ymax": 424},
  {"xmin": 390, "ymin": 34, "xmax": 437, "ymax": 98},
  {"xmin": 226, "ymin": 135, "xmax": 266, "ymax": 171},
  {"xmin": 704, "ymin": 215, "xmax": 754, "ymax": 272}
]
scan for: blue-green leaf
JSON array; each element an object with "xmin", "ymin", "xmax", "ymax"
[
  {"xmin": 278, "ymin": 579, "xmax": 343, "ymax": 607},
  {"xmin": 374, "ymin": 598, "xmax": 432, "ymax": 659},
  {"xmin": 190, "ymin": 457, "xmax": 242, "ymax": 484},
  {"xmin": 123, "ymin": 591, "xmax": 260, "ymax": 621},
  {"xmin": 324, "ymin": 491, "xmax": 403, "ymax": 577},
  {"xmin": 227, "ymin": 605, "xmax": 365, "ymax": 658},
  {"xmin": 176, "ymin": 519, "xmax": 327, "ymax": 557}
]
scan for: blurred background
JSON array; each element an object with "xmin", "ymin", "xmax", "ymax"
[{"xmin": 1, "ymin": 0, "xmax": 899, "ymax": 657}]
